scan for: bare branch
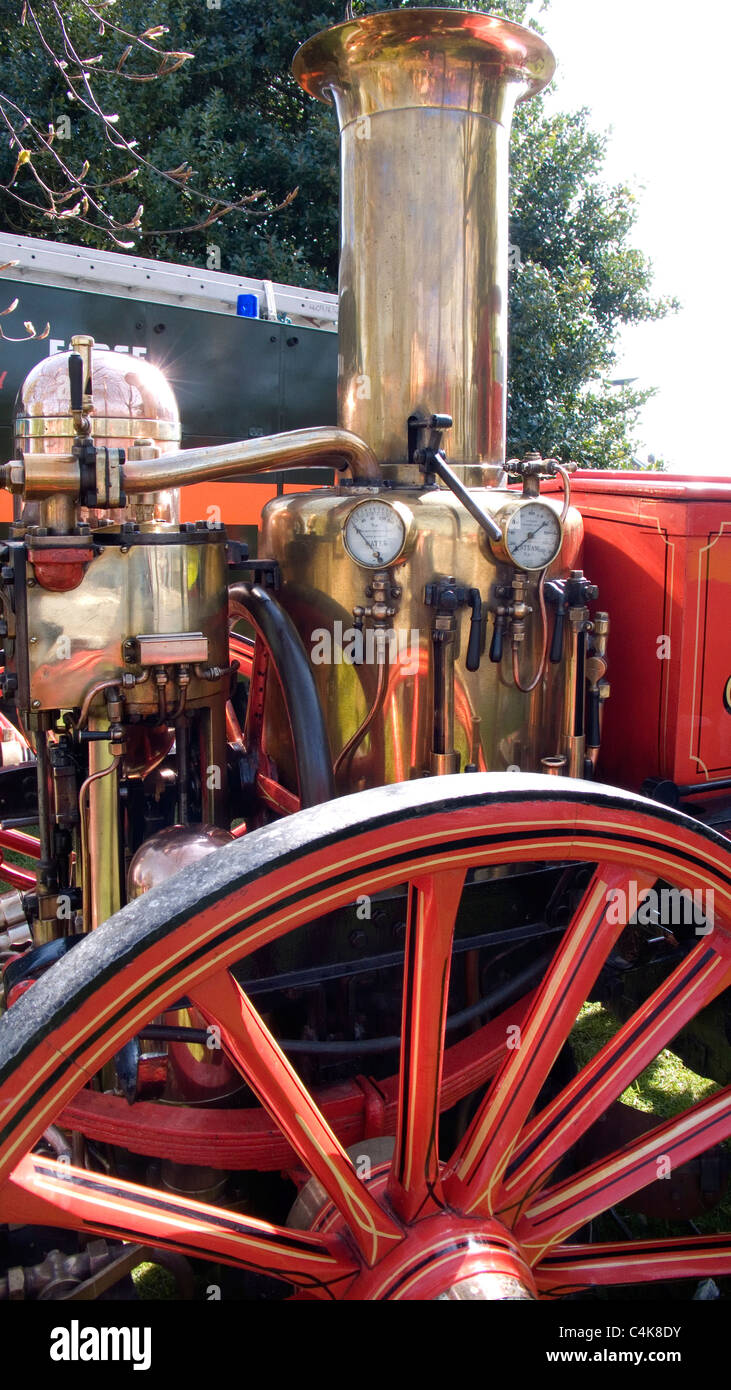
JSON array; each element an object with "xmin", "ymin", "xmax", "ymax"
[{"xmin": 0, "ymin": 1, "xmax": 297, "ymax": 245}]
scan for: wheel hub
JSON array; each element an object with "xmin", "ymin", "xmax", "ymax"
[
  {"xmin": 343, "ymin": 1211, "xmax": 538, "ymax": 1301},
  {"xmin": 288, "ymin": 1144, "xmax": 536, "ymax": 1300}
]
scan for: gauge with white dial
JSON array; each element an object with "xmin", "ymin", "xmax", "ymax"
[
  {"xmin": 500, "ymin": 501, "xmax": 562, "ymax": 570},
  {"xmin": 342, "ymin": 499, "xmax": 408, "ymax": 568}
]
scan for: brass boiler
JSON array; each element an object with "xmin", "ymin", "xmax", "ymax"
[
  {"xmin": 260, "ymin": 10, "xmax": 587, "ymax": 787},
  {"xmin": 6, "ymin": 338, "xmax": 230, "ymax": 939}
]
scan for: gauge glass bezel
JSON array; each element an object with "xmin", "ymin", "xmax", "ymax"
[{"xmin": 342, "ymin": 497, "xmax": 412, "ymax": 569}]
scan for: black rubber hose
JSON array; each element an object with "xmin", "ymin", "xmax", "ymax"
[
  {"xmin": 229, "ymin": 582, "xmax": 334, "ymax": 808},
  {"xmin": 138, "ymin": 948, "xmax": 554, "ymax": 1057}
]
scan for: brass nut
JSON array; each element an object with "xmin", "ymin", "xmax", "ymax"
[{"xmin": 6, "ymin": 464, "xmax": 25, "ymax": 493}]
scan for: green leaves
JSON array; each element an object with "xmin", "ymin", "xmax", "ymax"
[{"xmin": 0, "ymin": 0, "xmax": 674, "ymax": 466}]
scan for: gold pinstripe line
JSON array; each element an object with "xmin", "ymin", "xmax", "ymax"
[
  {"xmin": 364, "ymin": 1232, "xmax": 454, "ymax": 1300},
  {"xmin": 689, "ymin": 522, "xmax": 731, "ymax": 775},
  {"xmin": 20, "ymin": 1167, "xmax": 344, "ymax": 1268},
  {"xmin": 524, "ymin": 1088, "xmax": 731, "ymax": 1240},
  {"xmin": 293, "ymin": 1115, "xmax": 401, "ymax": 1262},
  {"xmin": 401, "ymin": 888, "xmax": 426, "ymax": 1195},
  {"xmin": 538, "ymin": 1247, "xmax": 731, "ymax": 1284}
]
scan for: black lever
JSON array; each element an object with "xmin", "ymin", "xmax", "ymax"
[
  {"xmin": 465, "ymin": 588, "xmax": 483, "ymax": 672},
  {"xmin": 489, "ymin": 611, "xmax": 505, "ymax": 664},
  {"xmin": 68, "ymin": 353, "xmax": 84, "ymax": 415},
  {"xmin": 586, "ymin": 687, "xmax": 601, "ymax": 749},
  {"xmin": 545, "ymin": 579, "xmax": 569, "ymax": 664}
]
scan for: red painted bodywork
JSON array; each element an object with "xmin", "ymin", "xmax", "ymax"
[{"xmin": 554, "ymin": 472, "xmax": 731, "ymax": 793}]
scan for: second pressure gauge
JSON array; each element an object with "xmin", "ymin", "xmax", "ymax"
[
  {"xmin": 492, "ymin": 500, "xmax": 562, "ymax": 570},
  {"xmin": 342, "ymin": 498, "xmax": 412, "ymax": 568}
]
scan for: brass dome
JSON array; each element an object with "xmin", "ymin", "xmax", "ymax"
[{"xmin": 14, "ymin": 347, "xmax": 180, "ymax": 456}]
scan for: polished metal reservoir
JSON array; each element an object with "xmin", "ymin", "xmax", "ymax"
[
  {"xmin": 260, "ymin": 485, "xmax": 583, "ymax": 789},
  {"xmin": 25, "ymin": 527, "xmax": 229, "ymax": 713}
]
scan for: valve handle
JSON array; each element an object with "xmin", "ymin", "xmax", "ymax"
[
  {"xmin": 544, "ymin": 579, "xmax": 567, "ymax": 664},
  {"xmin": 489, "ymin": 613, "xmax": 504, "ymax": 664},
  {"xmin": 550, "ymin": 606, "xmax": 565, "ymax": 663},
  {"xmin": 68, "ymin": 353, "xmax": 84, "ymax": 415},
  {"xmin": 466, "ymin": 588, "xmax": 483, "ymax": 672},
  {"xmin": 586, "ymin": 686, "xmax": 601, "ymax": 748}
]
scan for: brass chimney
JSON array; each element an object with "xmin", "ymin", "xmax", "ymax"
[{"xmin": 293, "ymin": 8, "xmax": 555, "ymax": 480}]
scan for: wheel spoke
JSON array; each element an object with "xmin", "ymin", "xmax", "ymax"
[
  {"xmin": 444, "ymin": 866, "xmax": 655, "ymax": 1215},
  {"xmin": 387, "ymin": 868, "xmax": 466, "ymax": 1221},
  {"xmin": 255, "ymin": 773, "xmax": 300, "ymax": 816},
  {"xmin": 501, "ymin": 935, "xmax": 731, "ymax": 1209},
  {"xmin": 189, "ymin": 970, "xmax": 403, "ymax": 1265},
  {"xmin": 536, "ymin": 1233, "xmax": 731, "ymax": 1293},
  {"xmin": 5, "ymin": 1154, "xmax": 357, "ymax": 1292},
  {"xmin": 515, "ymin": 1084, "xmax": 731, "ymax": 1264}
]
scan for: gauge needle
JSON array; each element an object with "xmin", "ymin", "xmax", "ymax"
[
  {"xmin": 512, "ymin": 520, "xmax": 547, "ymax": 552},
  {"xmin": 351, "ymin": 522, "xmax": 379, "ymax": 555}
]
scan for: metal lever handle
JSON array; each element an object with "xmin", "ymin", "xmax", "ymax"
[
  {"xmin": 550, "ymin": 606, "xmax": 565, "ymax": 663},
  {"xmin": 489, "ymin": 612, "xmax": 505, "ymax": 664},
  {"xmin": 68, "ymin": 353, "xmax": 84, "ymax": 415},
  {"xmin": 466, "ymin": 588, "xmax": 483, "ymax": 671},
  {"xmin": 427, "ymin": 453, "xmax": 502, "ymax": 544},
  {"xmin": 586, "ymin": 687, "xmax": 601, "ymax": 748}
]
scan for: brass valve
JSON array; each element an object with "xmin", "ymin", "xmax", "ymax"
[{"xmin": 353, "ymin": 570, "xmax": 400, "ymax": 628}]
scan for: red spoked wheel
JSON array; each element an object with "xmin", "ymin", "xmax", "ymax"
[{"xmin": 1, "ymin": 775, "xmax": 730, "ymax": 1300}]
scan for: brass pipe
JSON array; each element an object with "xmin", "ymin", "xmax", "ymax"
[
  {"xmin": 79, "ymin": 745, "xmax": 122, "ymax": 931},
  {"xmin": 121, "ymin": 426, "xmax": 381, "ymax": 493}
]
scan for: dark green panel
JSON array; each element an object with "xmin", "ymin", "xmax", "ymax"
[{"xmin": 0, "ymin": 281, "xmax": 338, "ymax": 460}]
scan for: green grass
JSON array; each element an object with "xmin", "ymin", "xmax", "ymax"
[
  {"xmin": 570, "ymin": 1001, "xmax": 731, "ymax": 1259},
  {"xmin": 571, "ymin": 1000, "xmax": 720, "ymax": 1119},
  {"xmin": 131, "ymin": 1262, "xmax": 178, "ymax": 1300}
]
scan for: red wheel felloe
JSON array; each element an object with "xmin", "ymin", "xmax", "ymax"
[{"xmin": 1, "ymin": 775, "xmax": 730, "ymax": 1299}]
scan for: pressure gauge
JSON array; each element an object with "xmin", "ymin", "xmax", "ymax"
[
  {"xmin": 492, "ymin": 500, "xmax": 563, "ymax": 571},
  {"xmin": 342, "ymin": 498, "xmax": 413, "ymax": 568}
]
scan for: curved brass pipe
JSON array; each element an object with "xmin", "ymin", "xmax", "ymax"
[{"xmin": 121, "ymin": 426, "xmax": 381, "ymax": 493}]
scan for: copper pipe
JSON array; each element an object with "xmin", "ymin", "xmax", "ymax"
[
  {"xmin": 73, "ymin": 679, "xmax": 123, "ymax": 732},
  {"xmin": 334, "ymin": 657, "xmax": 389, "ymax": 786},
  {"xmin": 121, "ymin": 426, "xmax": 381, "ymax": 493},
  {"xmin": 512, "ymin": 569, "xmax": 549, "ymax": 695},
  {"xmin": 556, "ymin": 464, "xmax": 572, "ymax": 523}
]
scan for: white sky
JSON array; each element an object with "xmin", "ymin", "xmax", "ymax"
[{"xmin": 526, "ymin": 0, "xmax": 729, "ymax": 473}]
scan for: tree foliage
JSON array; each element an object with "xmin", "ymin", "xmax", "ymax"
[{"xmin": 0, "ymin": 0, "xmax": 676, "ymax": 465}]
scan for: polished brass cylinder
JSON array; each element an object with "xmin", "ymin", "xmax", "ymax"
[
  {"xmin": 260, "ymin": 486, "xmax": 583, "ymax": 788},
  {"xmin": 25, "ymin": 531, "xmax": 230, "ymax": 713},
  {"xmin": 85, "ymin": 717, "xmax": 122, "ymax": 931},
  {"xmin": 293, "ymin": 10, "xmax": 555, "ymax": 478},
  {"xmin": 13, "ymin": 345, "xmax": 182, "ymax": 527}
]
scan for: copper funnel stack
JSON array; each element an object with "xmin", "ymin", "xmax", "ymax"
[{"xmin": 293, "ymin": 8, "xmax": 555, "ymax": 480}]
